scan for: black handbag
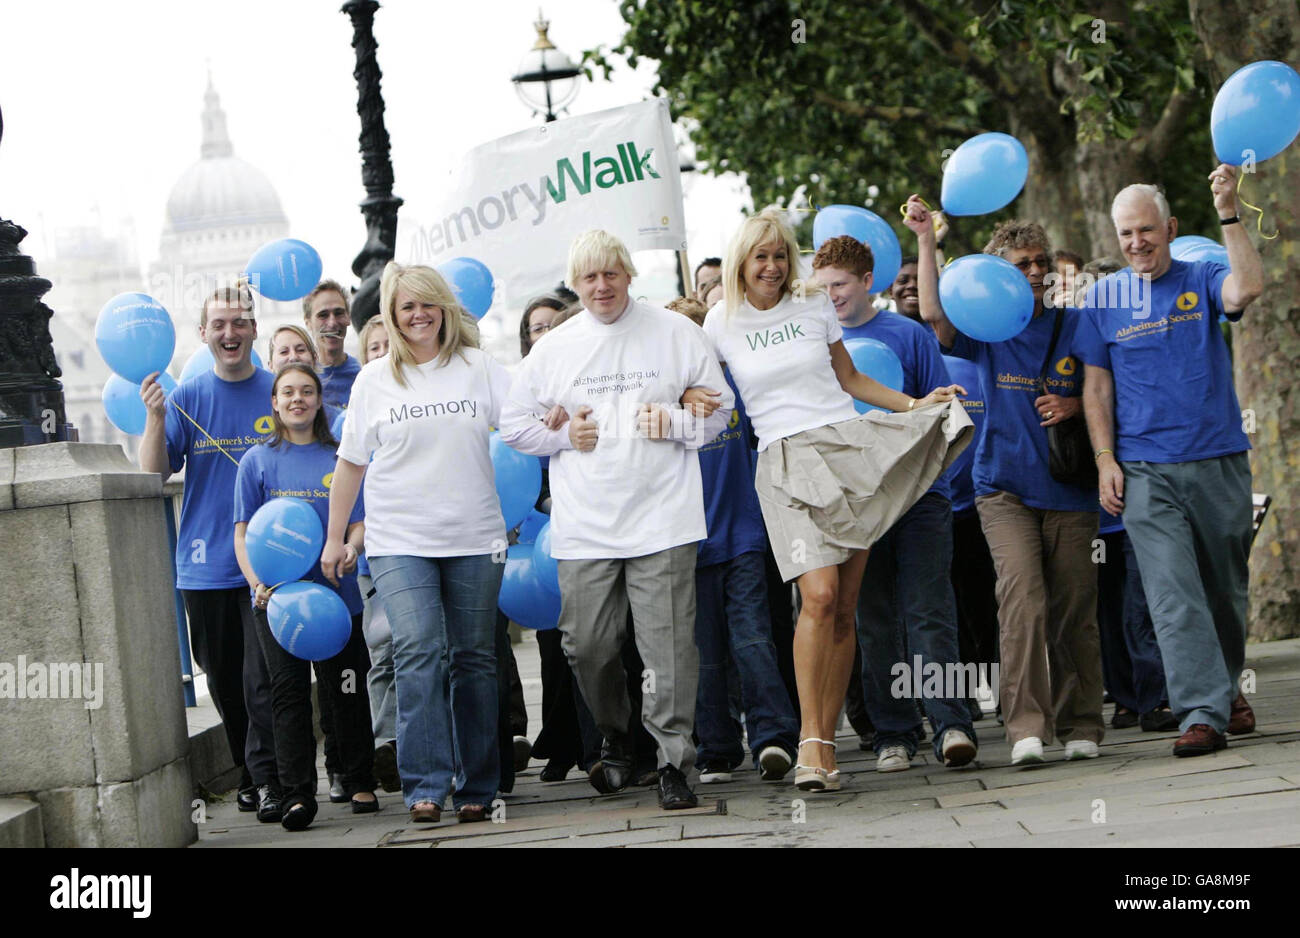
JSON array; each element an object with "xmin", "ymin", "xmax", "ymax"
[{"xmin": 1038, "ymin": 309, "xmax": 1097, "ymax": 489}]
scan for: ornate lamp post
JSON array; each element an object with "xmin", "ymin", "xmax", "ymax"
[
  {"xmin": 342, "ymin": 0, "xmax": 403, "ymax": 334},
  {"xmin": 512, "ymin": 11, "xmax": 581, "ymax": 123},
  {"xmin": 0, "ymin": 103, "xmax": 72, "ymax": 447}
]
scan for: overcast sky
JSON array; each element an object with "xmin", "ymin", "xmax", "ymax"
[{"xmin": 0, "ymin": 0, "xmax": 750, "ymax": 297}]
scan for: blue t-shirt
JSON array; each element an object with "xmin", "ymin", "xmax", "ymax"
[
  {"xmin": 320, "ymin": 354, "xmax": 361, "ymax": 409},
  {"xmin": 698, "ymin": 370, "xmax": 768, "ymax": 567},
  {"xmin": 1099, "ymin": 505, "xmax": 1124, "ymax": 535},
  {"xmin": 842, "ymin": 310, "xmax": 953, "ymax": 500},
  {"xmin": 1074, "ymin": 260, "xmax": 1249, "ymax": 464},
  {"xmin": 234, "ymin": 440, "xmax": 365, "ymax": 615},
  {"xmin": 165, "ymin": 368, "xmax": 276, "ymax": 589},
  {"xmin": 948, "ymin": 308, "xmax": 1095, "ymax": 512},
  {"xmin": 942, "ymin": 355, "xmax": 986, "ymax": 514}
]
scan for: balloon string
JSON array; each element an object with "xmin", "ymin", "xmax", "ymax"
[
  {"xmin": 169, "ymin": 397, "xmax": 242, "ymax": 467},
  {"xmin": 1236, "ymin": 172, "xmax": 1278, "ymax": 240}
]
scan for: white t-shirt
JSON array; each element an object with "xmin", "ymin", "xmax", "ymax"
[
  {"xmin": 702, "ymin": 292, "xmax": 858, "ymax": 451},
  {"xmin": 500, "ymin": 301, "xmax": 733, "ymax": 560},
  {"xmin": 338, "ymin": 347, "xmax": 512, "ymax": 558}
]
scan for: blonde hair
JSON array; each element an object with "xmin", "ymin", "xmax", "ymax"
[
  {"xmin": 358, "ymin": 316, "xmax": 389, "ymax": 365},
  {"xmin": 268, "ymin": 324, "xmax": 319, "ymax": 368},
  {"xmin": 378, "ymin": 262, "xmax": 479, "ymax": 387},
  {"xmin": 566, "ymin": 230, "xmax": 638, "ymax": 290},
  {"xmin": 721, "ymin": 208, "xmax": 817, "ymax": 315}
]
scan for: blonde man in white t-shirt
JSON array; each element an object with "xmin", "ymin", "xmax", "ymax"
[
  {"xmin": 699, "ymin": 209, "xmax": 970, "ymax": 791},
  {"xmin": 500, "ymin": 230, "xmax": 734, "ymax": 810}
]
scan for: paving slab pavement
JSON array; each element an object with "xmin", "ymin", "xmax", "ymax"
[{"xmin": 194, "ymin": 636, "xmax": 1300, "ymax": 848}]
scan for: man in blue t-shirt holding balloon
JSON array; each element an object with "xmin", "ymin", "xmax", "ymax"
[
  {"xmin": 813, "ymin": 234, "xmax": 979, "ymax": 773},
  {"xmin": 139, "ymin": 284, "xmax": 281, "ymax": 820},
  {"xmin": 1078, "ymin": 169, "xmax": 1264, "ymax": 758}
]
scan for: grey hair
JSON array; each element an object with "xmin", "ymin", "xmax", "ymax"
[{"xmin": 1111, "ymin": 184, "xmax": 1171, "ymax": 225}]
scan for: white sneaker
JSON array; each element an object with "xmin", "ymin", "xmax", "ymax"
[
  {"xmin": 757, "ymin": 745, "xmax": 792, "ymax": 781},
  {"xmin": 941, "ymin": 729, "xmax": 977, "ymax": 767},
  {"xmin": 1010, "ymin": 736, "xmax": 1045, "ymax": 766},
  {"xmin": 876, "ymin": 744, "xmax": 911, "ymax": 773},
  {"xmin": 1064, "ymin": 739, "xmax": 1100, "ymax": 760}
]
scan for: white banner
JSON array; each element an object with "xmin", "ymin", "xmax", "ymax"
[{"xmin": 398, "ymin": 99, "xmax": 686, "ymax": 320}]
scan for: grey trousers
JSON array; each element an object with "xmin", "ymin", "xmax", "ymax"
[
  {"xmin": 1121, "ymin": 453, "xmax": 1251, "ymax": 734},
  {"xmin": 556, "ymin": 543, "xmax": 699, "ymax": 775},
  {"xmin": 358, "ymin": 573, "xmax": 397, "ymax": 746}
]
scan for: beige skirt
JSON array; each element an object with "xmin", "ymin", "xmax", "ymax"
[{"xmin": 754, "ymin": 399, "xmax": 974, "ymax": 582}]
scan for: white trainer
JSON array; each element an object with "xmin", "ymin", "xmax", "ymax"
[
  {"xmin": 1010, "ymin": 736, "xmax": 1045, "ymax": 766},
  {"xmin": 876, "ymin": 744, "xmax": 911, "ymax": 773},
  {"xmin": 941, "ymin": 729, "xmax": 977, "ymax": 767},
  {"xmin": 1064, "ymin": 739, "xmax": 1100, "ymax": 760}
]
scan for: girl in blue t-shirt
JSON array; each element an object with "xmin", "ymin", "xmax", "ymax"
[{"xmin": 234, "ymin": 362, "xmax": 376, "ymax": 831}]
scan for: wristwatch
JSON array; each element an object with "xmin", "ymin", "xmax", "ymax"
[{"xmin": 1219, "ymin": 215, "xmax": 1240, "ymax": 226}]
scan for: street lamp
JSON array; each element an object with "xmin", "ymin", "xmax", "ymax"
[{"xmin": 512, "ymin": 11, "xmax": 581, "ymax": 123}]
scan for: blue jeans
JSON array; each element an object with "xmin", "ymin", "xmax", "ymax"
[
  {"xmin": 368, "ymin": 553, "xmax": 502, "ymax": 808},
  {"xmin": 694, "ymin": 551, "xmax": 799, "ymax": 768},
  {"xmin": 856, "ymin": 493, "xmax": 977, "ymax": 760}
]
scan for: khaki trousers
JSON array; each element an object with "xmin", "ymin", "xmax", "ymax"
[{"xmin": 976, "ymin": 490, "xmax": 1104, "ymax": 745}]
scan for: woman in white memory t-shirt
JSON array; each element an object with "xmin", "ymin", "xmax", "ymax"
[
  {"xmin": 700, "ymin": 209, "xmax": 967, "ymax": 792},
  {"xmin": 323, "ymin": 262, "xmax": 513, "ymax": 825}
]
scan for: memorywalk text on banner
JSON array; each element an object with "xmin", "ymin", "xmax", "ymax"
[{"xmin": 399, "ymin": 99, "xmax": 686, "ymax": 312}]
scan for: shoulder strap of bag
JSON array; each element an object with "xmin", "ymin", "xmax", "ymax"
[{"xmin": 1038, "ymin": 308, "xmax": 1065, "ymax": 395}]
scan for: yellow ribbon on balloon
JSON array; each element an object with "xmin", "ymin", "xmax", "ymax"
[
  {"xmin": 898, "ymin": 197, "xmax": 952, "ymax": 266},
  {"xmin": 1236, "ymin": 172, "xmax": 1278, "ymax": 241}
]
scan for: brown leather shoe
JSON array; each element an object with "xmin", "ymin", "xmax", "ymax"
[
  {"xmin": 409, "ymin": 802, "xmax": 441, "ymax": 823},
  {"xmin": 456, "ymin": 804, "xmax": 488, "ymax": 823},
  {"xmin": 1172, "ymin": 723, "xmax": 1227, "ymax": 757},
  {"xmin": 1227, "ymin": 693, "xmax": 1256, "ymax": 735}
]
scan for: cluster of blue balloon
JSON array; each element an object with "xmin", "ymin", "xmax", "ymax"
[
  {"xmin": 437, "ymin": 257, "xmax": 495, "ymax": 319},
  {"xmin": 489, "ymin": 433, "xmax": 562, "ymax": 630},
  {"xmin": 95, "ymin": 292, "xmax": 178, "ymax": 434},
  {"xmin": 245, "ymin": 497, "xmax": 352, "ymax": 661}
]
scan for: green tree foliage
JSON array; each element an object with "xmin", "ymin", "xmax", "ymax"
[{"xmin": 589, "ymin": 0, "xmax": 1220, "ymax": 259}]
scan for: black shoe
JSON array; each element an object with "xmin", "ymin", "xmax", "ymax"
[
  {"xmin": 236, "ymin": 786, "xmax": 258, "ymax": 812},
  {"xmin": 540, "ymin": 759, "xmax": 574, "ymax": 782},
  {"xmin": 858, "ymin": 735, "xmax": 874, "ymax": 752},
  {"xmin": 1111, "ymin": 706, "xmax": 1140, "ymax": 729},
  {"xmin": 328, "ymin": 773, "xmax": 348, "ymax": 803},
  {"xmin": 280, "ymin": 797, "xmax": 317, "ymax": 832},
  {"xmin": 657, "ymin": 764, "xmax": 698, "ymax": 810},
  {"xmin": 632, "ymin": 767, "xmax": 661, "ymax": 787},
  {"xmin": 373, "ymin": 741, "xmax": 401, "ymax": 793},
  {"xmin": 513, "ymin": 735, "xmax": 533, "ymax": 773},
  {"xmin": 256, "ymin": 785, "xmax": 282, "ymax": 823},
  {"xmin": 350, "ymin": 792, "xmax": 380, "ymax": 814},
  {"xmin": 1141, "ymin": 707, "xmax": 1180, "ymax": 732},
  {"xmin": 588, "ymin": 740, "xmax": 633, "ymax": 795}
]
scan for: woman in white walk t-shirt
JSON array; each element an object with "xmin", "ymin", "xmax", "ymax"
[
  {"xmin": 323, "ymin": 262, "xmax": 528, "ymax": 825},
  {"xmin": 700, "ymin": 209, "xmax": 971, "ymax": 791}
]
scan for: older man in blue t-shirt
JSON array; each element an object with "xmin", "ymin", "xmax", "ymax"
[{"xmin": 1078, "ymin": 167, "xmax": 1264, "ymax": 758}]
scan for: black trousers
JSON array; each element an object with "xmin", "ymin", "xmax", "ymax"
[
  {"xmin": 183, "ymin": 587, "xmax": 277, "ymax": 787},
  {"xmin": 763, "ymin": 546, "xmax": 800, "ymax": 721},
  {"xmin": 496, "ymin": 612, "xmax": 528, "ymax": 793},
  {"xmin": 951, "ymin": 508, "xmax": 1000, "ymax": 709},
  {"xmin": 531, "ymin": 627, "xmax": 589, "ymax": 768},
  {"xmin": 253, "ymin": 607, "xmax": 375, "ymax": 803}
]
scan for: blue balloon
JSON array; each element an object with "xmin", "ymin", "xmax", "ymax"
[
  {"xmin": 938, "ymin": 254, "xmax": 1034, "ymax": 343},
  {"xmin": 102, "ymin": 371, "xmax": 177, "ymax": 435},
  {"xmin": 180, "ymin": 344, "xmax": 264, "ymax": 383},
  {"xmin": 330, "ymin": 409, "xmax": 347, "ymax": 441},
  {"xmin": 244, "ymin": 497, "xmax": 325, "ymax": 587},
  {"xmin": 812, "ymin": 205, "xmax": 902, "ymax": 289},
  {"xmin": 1212, "ymin": 60, "xmax": 1300, "ymax": 165},
  {"xmin": 437, "ymin": 257, "xmax": 495, "ymax": 319},
  {"xmin": 1175, "ymin": 242, "xmax": 1229, "ymax": 267},
  {"xmin": 532, "ymin": 520, "xmax": 560, "ymax": 597},
  {"xmin": 95, "ymin": 293, "xmax": 176, "ymax": 384},
  {"xmin": 517, "ymin": 509, "xmax": 548, "ymax": 545},
  {"xmin": 499, "ymin": 543, "xmax": 560, "ymax": 631},
  {"xmin": 1170, "ymin": 235, "xmax": 1219, "ymax": 259},
  {"xmin": 490, "ymin": 431, "xmax": 542, "ymax": 530},
  {"xmin": 843, "ymin": 338, "xmax": 904, "ymax": 414},
  {"xmin": 245, "ymin": 238, "xmax": 324, "ymax": 302},
  {"xmin": 941, "ymin": 132, "xmax": 1029, "ymax": 217},
  {"xmin": 267, "ymin": 581, "xmax": 351, "ymax": 661},
  {"xmin": 941, "ymin": 356, "xmax": 984, "ymax": 482}
]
